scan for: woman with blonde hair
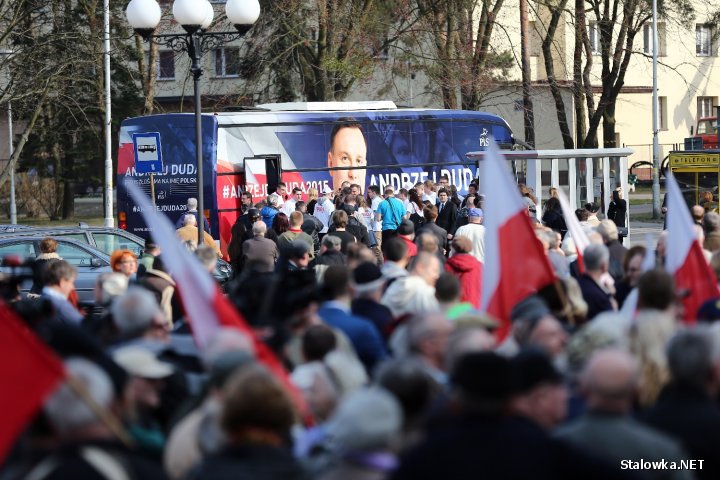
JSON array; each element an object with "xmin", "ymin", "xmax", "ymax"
[
  {"xmin": 307, "ymin": 187, "xmax": 319, "ymax": 215},
  {"xmin": 630, "ymin": 310, "xmax": 676, "ymax": 407}
]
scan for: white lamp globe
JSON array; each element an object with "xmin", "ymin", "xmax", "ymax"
[
  {"xmin": 200, "ymin": 1, "xmax": 214, "ymax": 29},
  {"xmin": 226, "ymin": 0, "xmax": 261, "ymax": 26},
  {"xmin": 126, "ymin": 0, "xmax": 162, "ymax": 30},
  {"xmin": 172, "ymin": 0, "xmax": 208, "ymax": 27}
]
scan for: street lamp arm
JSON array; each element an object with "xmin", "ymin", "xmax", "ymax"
[{"xmin": 141, "ymin": 31, "xmax": 250, "ymax": 57}]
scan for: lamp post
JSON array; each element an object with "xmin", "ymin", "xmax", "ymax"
[{"xmin": 125, "ymin": 0, "xmax": 259, "ymax": 245}]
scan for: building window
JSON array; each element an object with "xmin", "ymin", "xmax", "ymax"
[
  {"xmin": 697, "ymin": 24, "xmax": 712, "ymax": 56},
  {"xmin": 698, "ymin": 97, "xmax": 717, "ymax": 119},
  {"xmin": 643, "ymin": 23, "xmax": 666, "ymax": 56},
  {"xmin": 157, "ymin": 51, "xmax": 175, "ymax": 80},
  {"xmin": 588, "ymin": 22, "xmax": 601, "ymax": 54},
  {"xmin": 214, "ymin": 47, "xmax": 240, "ymax": 77},
  {"xmin": 659, "ymin": 96, "xmax": 668, "ymax": 131}
]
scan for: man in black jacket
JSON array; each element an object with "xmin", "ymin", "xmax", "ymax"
[
  {"xmin": 435, "ymin": 188, "xmax": 458, "ymax": 240},
  {"xmin": 328, "ymin": 194, "xmax": 372, "ymax": 248},
  {"xmin": 296, "ymin": 201, "xmax": 323, "ymax": 255},
  {"xmin": 415, "ymin": 205, "xmax": 448, "ymax": 256}
]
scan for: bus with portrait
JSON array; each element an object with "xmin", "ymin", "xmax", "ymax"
[{"xmin": 117, "ymin": 101, "xmax": 515, "ymax": 257}]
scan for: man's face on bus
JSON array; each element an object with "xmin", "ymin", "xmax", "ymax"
[{"xmin": 328, "ymin": 126, "xmax": 367, "ymax": 192}]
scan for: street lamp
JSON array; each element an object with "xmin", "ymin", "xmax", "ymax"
[{"xmin": 125, "ymin": 0, "xmax": 260, "ymax": 245}]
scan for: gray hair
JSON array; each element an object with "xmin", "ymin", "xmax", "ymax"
[
  {"xmin": 95, "ymin": 272, "xmax": 129, "ymax": 306},
  {"xmin": 195, "ymin": 245, "xmax": 217, "ymax": 271},
  {"xmin": 187, "ymin": 197, "xmax": 198, "ymax": 210},
  {"xmin": 252, "ymin": 221, "xmax": 267, "ymax": 236},
  {"xmin": 321, "ymin": 234, "xmax": 342, "ymax": 251},
  {"xmin": 583, "ymin": 243, "xmax": 609, "ymax": 271},
  {"xmin": 202, "ymin": 327, "xmax": 256, "ymax": 369},
  {"xmin": 183, "ymin": 213, "xmax": 197, "ymax": 226},
  {"xmin": 111, "ymin": 287, "xmax": 162, "ymax": 338},
  {"xmin": 44, "ymin": 358, "xmax": 114, "ymax": 436},
  {"xmin": 596, "ymin": 220, "xmax": 619, "ymax": 242},
  {"xmin": 667, "ymin": 327, "xmax": 715, "ymax": 389}
]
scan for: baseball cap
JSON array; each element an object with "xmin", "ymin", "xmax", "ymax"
[
  {"xmin": 352, "ymin": 262, "xmax": 385, "ymax": 294},
  {"xmin": 248, "ymin": 208, "xmax": 260, "ymax": 218},
  {"xmin": 469, "ymin": 208, "xmax": 484, "ymax": 218},
  {"xmin": 323, "ymin": 185, "xmax": 334, "ymax": 194},
  {"xmin": 113, "ymin": 346, "xmax": 174, "ymax": 379}
]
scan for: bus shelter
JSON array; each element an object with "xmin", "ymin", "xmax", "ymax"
[
  {"xmin": 467, "ymin": 148, "xmax": 632, "ymax": 229},
  {"xmin": 668, "ymin": 151, "xmax": 720, "ymax": 211}
]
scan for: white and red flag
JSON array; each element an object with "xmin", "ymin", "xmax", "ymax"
[
  {"xmin": 480, "ymin": 141, "xmax": 556, "ymax": 340},
  {"xmin": 557, "ymin": 188, "xmax": 590, "ymax": 273},
  {"xmin": 126, "ymin": 182, "xmax": 310, "ymax": 419},
  {"xmin": 665, "ymin": 172, "xmax": 719, "ymax": 323}
]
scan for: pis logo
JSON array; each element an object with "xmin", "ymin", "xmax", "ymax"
[{"xmin": 479, "ymin": 128, "xmax": 489, "ymax": 147}]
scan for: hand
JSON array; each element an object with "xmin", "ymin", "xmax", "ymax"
[
  {"xmin": 661, "ymin": 207, "xmax": 667, "ymax": 214},
  {"xmin": 447, "ymin": 234, "xmax": 453, "ymax": 239}
]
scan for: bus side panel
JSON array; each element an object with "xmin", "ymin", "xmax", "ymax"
[
  {"xmin": 230, "ymin": 112, "xmax": 513, "ymax": 198},
  {"xmin": 117, "ymin": 115, "xmax": 219, "ymax": 240}
]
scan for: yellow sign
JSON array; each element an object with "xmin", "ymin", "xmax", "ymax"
[{"xmin": 669, "ymin": 153, "xmax": 720, "ymax": 167}]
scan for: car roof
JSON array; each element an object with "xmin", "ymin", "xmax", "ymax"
[
  {"xmin": 0, "ymin": 226, "xmax": 144, "ymax": 243},
  {"xmin": 0, "ymin": 235, "xmax": 111, "ymax": 260}
]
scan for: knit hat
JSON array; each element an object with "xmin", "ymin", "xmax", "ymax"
[{"xmin": 352, "ymin": 262, "xmax": 385, "ymax": 294}]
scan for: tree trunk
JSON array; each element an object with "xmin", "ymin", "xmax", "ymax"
[
  {"xmin": 573, "ymin": 0, "xmax": 586, "ymax": 144},
  {"xmin": 520, "ymin": 0, "xmax": 534, "ymax": 147},
  {"xmin": 542, "ymin": 0, "xmax": 573, "ymax": 149},
  {"xmin": 603, "ymin": 101, "xmax": 616, "ymax": 148}
]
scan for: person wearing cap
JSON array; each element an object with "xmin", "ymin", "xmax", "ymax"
[
  {"xmin": 397, "ymin": 219, "xmax": 418, "ymax": 258},
  {"xmin": 313, "ymin": 185, "xmax": 336, "ymax": 234},
  {"xmin": 284, "ymin": 239, "xmax": 312, "ymax": 271},
  {"xmin": 415, "ymin": 205, "xmax": 448, "ymax": 256},
  {"xmin": 351, "ymin": 262, "xmax": 393, "ymax": 339},
  {"xmin": 137, "ymin": 238, "xmax": 160, "ymax": 279},
  {"xmin": 392, "ymin": 351, "xmax": 635, "ymax": 480},
  {"xmin": 496, "ymin": 296, "xmax": 567, "ymax": 359},
  {"xmin": 175, "ymin": 197, "xmax": 210, "ymax": 231},
  {"xmin": 113, "ymin": 345, "xmax": 175, "ymax": 455},
  {"xmin": 444, "ymin": 236, "xmax": 482, "ymax": 309},
  {"xmin": 508, "ymin": 349, "xmax": 568, "ymax": 431},
  {"xmin": 313, "ymin": 234, "xmax": 346, "ymax": 268},
  {"xmin": 453, "ymin": 207, "xmax": 485, "ymax": 263},
  {"xmin": 556, "ymin": 349, "xmax": 690, "ymax": 480}
]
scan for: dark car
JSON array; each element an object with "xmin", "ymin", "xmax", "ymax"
[
  {"xmin": 0, "ymin": 224, "xmax": 232, "ymax": 288},
  {"xmin": 0, "ymin": 236, "xmax": 111, "ymax": 305}
]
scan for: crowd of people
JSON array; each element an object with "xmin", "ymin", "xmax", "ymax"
[{"xmin": 2, "ymin": 177, "xmax": 720, "ymax": 480}]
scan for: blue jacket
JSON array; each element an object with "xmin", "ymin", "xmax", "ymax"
[
  {"xmin": 261, "ymin": 206, "xmax": 279, "ymax": 229},
  {"xmin": 318, "ymin": 302, "xmax": 388, "ymax": 372}
]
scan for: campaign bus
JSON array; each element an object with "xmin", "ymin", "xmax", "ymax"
[{"xmin": 117, "ymin": 101, "xmax": 514, "ymax": 258}]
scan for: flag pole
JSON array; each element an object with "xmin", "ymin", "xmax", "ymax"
[{"xmin": 65, "ymin": 375, "xmax": 133, "ymax": 447}]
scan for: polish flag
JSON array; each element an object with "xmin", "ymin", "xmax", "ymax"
[
  {"xmin": 126, "ymin": 183, "xmax": 310, "ymax": 419},
  {"xmin": 665, "ymin": 172, "xmax": 719, "ymax": 323},
  {"xmin": 557, "ymin": 188, "xmax": 589, "ymax": 273},
  {"xmin": 480, "ymin": 141, "xmax": 556, "ymax": 340},
  {"xmin": 0, "ymin": 303, "xmax": 66, "ymax": 460}
]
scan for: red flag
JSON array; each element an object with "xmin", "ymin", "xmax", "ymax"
[
  {"xmin": 665, "ymin": 172, "xmax": 719, "ymax": 323},
  {"xmin": 480, "ymin": 141, "xmax": 556, "ymax": 341},
  {"xmin": 126, "ymin": 182, "xmax": 311, "ymax": 421},
  {"xmin": 0, "ymin": 302, "xmax": 66, "ymax": 460}
]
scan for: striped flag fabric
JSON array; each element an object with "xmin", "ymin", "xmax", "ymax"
[
  {"xmin": 664, "ymin": 172, "xmax": 719, "ymax": 323},
  {"xmin": 126, "ymin": 182, "xmax": 310, "ymax": 419},
  {"xmin": 556, "ymin": 188, "xmax": 589, "ymax": 273},
  {"xmin": 480, "ymin": 141, "xmax": 556, "ymax": 340}
]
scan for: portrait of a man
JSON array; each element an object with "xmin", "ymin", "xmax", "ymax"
[{"xmin": 327, "ymin": 120, "xmax": 367, "ymax": 192}]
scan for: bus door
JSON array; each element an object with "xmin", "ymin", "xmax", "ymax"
[{"xmin": 216, "ymin": 167, "xmax": 247, "ymax": 259}]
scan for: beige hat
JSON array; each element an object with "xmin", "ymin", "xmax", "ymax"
[{"xmin": 113, "ymin": 346, "xmax": 174, "ymax": 379}]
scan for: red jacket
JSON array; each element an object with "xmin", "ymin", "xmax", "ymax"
[
  {"xmin": 400, "ymin": 235, "xmax": 418, "ymax": 258},
  {"xmin": 445, "ymin": 253, "xmax": 482, "ymax": 308}
]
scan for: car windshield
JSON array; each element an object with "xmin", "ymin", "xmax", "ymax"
[
  {"xmin": 92, "ymin": 232, "xmax": 143, "ymax": 256},
  {"xmin": 697, "ymin": 119, "xmax": 717, "ymax": 135}
]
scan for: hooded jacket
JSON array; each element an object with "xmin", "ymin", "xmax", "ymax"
[
  {"xmin": 445, "ymin": 253, "xmax": 482, "ymax": 308},
  {"xmin": 261, "ymin": 205, "xmax": 279, "ymax": 229}
]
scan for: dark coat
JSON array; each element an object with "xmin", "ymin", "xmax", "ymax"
[
  {"xmin": 606, "ymin": 239, "xmax": 628, "ymax": 282},
  {"xmin": 436, "ymin": 201, "xmax": 458, "ymax": 235},
  {"xmin": 607, "ymin": 199, "xmax": 628, "ymax": 228},
  {"xmin": 542, "ymin": 208, "xmax": 567, "ymax": 235},
  {"xmin": 318, "ymin": 304, "xmax": 388, "ymax": 372},
  {"xmin": 190, "ymin": 444, "xmax": 306, "ymax": 480},
  {"xmin": 576, "ymin": 274, "xmax": 614, "ymax": 320},
  {"xmin": 351, "ymin": 298, "xmax": 394, "ymax": 340},
  {"xmin": 228, "ymin": 213, "xmax": 253, "ymax": 268},
  {"xmin": 415, "ymin": 221, "xmax": 448, "ymax": 255},
  {"xmin": 391, "ymin": 414, "xmax": 639, "ymax": 480},
  {"xmin": 312, "ymin": 250, "xmax": 346, "ymax": 267},
  {"xmin": 641, "ymin": 382, "xmax": 720, "ymax": 480}
]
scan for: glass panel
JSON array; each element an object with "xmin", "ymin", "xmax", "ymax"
[
  {"xmin": 55, "ymin": 233, "xmax": 89, "ymax": 244},
  {"xmin": 225, "ymin": 47, "xmax": 240, "ymax": 76},
  {"xmin": 0, "ymin": 241, "xmax": 36, "ymax": 260},
  {"xmin": 92, "ymin": 233, "xmax": 143, "ymax": 256},
  {"xmin": 214, "ymin": 49, "xmax": 223, "ymax": 76},
  {"xmin": 55, "ymin": 242, "xmax": 94, "ymax": 267},
  {"xmin": 575, "ymin": 157, "xmax": 588, "ymax": 209}
]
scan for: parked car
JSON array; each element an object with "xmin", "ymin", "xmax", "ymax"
[
  {"xmin": 0, "ymin": 236, "xmax": 111, "ymax": 306},
  {"xmin": 0, "ymin": 224, "xmax": 233, "ymax": 288}
]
